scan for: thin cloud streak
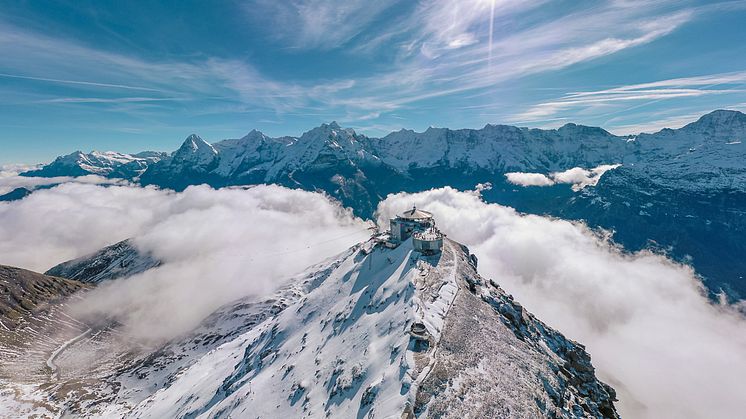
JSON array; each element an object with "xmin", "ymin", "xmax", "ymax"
[
  {"xmin": 0, "ymin": 72, "xmax": 162, "ymax": 92},
  {"xmin": 0, "ymin": 1, "xmax": 704, "ymax": 127},
  {"xmin": 512, "ymin": 71, "xmax": 746, "ymax": 124}
]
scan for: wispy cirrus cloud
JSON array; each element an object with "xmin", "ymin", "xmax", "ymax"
[
  {"xmin": 1, "ymin": 2, "xmax": 696, "ymax": 114},
  {"xmin": 36, "ymin": 97, "xmax": 185, "ymax": 104},
  {"xmin": 510, "ymin": 71, "xmax": 746, "ymax": 131},
  {"xmin": 515, "ymin": 71, "xmax": 746, "ymax": 120},
  {"xmin": 0, "ymin": 0, "xmax": 739, "ymax": 149},
  {"xmin": 243, "ymin": 0, "xmax": 403, "ymax": 50}
]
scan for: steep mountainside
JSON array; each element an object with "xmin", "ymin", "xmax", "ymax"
[
  {"xmin": 0, "ymin": 265, "xmax": 92, "ymax": 389},
  {"xmin": 0, "ymin": 238, "xmax": 617, "ymax": 418},
  {"xmin": 46, "ymin": 239, "xmax": 160, "ymax": 284},
  {"xmin": 0, "ymin": 265, "xmax": 87, "ymax": 330},
  {"xmin": 19, "ymin": 110, "xmax": 746, "ymax": 297},
  {"xmin": 0, "ymin": 187, "xmax": 32, "ymax": 202}
]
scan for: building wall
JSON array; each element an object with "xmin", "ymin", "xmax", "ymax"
[
  {"xmin": 390, "ymin": 219, "xmax": 405, "ymax": 241},
  {"xmin": 390, "ymin": 218, "xmax": 431, "ymax": 242},
  {"xmin": 413, "ymin": 237, "xmax": 443, "ymax": 253}
]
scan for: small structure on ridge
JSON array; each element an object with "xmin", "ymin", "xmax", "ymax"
[
  {"xmin": 413, "ymin": 227, "xmax": 444, "ymax": 255},
  {"xmin": 389, "ymin": 205, "xmax": 444, "ymax": 254}
]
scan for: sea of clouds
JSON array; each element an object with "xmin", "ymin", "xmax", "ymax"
[
  {"xmin": 0, "ymin": 163, "xmax": 126, "ymax": 195},
  {"xmin": 377, "ymin": 187, "xmax": 746, "ymax": 419},
  {"xmin": 2, "ymin": 180, "xmax": 744, "ymax": 418},
  {"xmin": 0, "ymin": 183, "xmax": 371, "ymax": 341}
]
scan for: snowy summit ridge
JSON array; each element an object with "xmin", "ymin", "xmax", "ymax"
[{"xmin": 1, "ymin": 235, "xmax": 618, "ymax": 418}]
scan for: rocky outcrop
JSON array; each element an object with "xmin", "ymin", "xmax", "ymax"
[
  {"xmin": 0, "ymin": 265, "xmax": 88, "ymax": 330},
  {"xmin": 414, "ymin": 243, "xmax": 618, "ymax": 418}
]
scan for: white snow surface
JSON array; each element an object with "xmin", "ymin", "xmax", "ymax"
[
  {"xmin": 129, "ymin": 238, "xmax": 421, "ymax": 418},
  {"xmin": 60, "ymin": 151, "xmax": 164, "ymax": 176}
]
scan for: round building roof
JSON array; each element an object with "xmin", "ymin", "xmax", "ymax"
[{"xmin": 399, "ymin": 205, "xmax": 433, "ymax": 220}]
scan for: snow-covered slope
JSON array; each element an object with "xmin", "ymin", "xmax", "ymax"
[
  {"xmin": 45, "ymin": 239, "xmax": 159, "ymax": 284},
  {"xmin": 1, "ymin": 237, "xmax": 617, "ymax": 418},
  {"xmin": 21, "ymin": 150, "xmax": 166, "ymax": 179},
  {"xmin": 625, "ymin": 110, "xmax": 746, "ymax": 191}
]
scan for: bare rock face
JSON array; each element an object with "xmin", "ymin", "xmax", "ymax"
[
  {"xmin": 413, "ymin": 243, "xmax": 618, "ymax": 418},
  {"xmin": 0, "ymin": 265, "xmax": 92, "ymax": 386},
  {"xmin": 0, "ymin": 265, "xmax": 87, "ymax": 330}
]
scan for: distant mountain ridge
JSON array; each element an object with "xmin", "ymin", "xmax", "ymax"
[
  {"xmin": 21, "ymin": 150, "xmax": 167, "ymax": 179},
  {"xmin": 22, "ymin": 110, "xmax": 746, "ymax": 193},
  {"xmin": 17, "ymin": 110, "xmax": 746, "ymax": 298}
]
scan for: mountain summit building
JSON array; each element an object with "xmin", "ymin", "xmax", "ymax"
[{"xmin": 389, "ymin": 205, "xmax": 444, "ymax": 254}]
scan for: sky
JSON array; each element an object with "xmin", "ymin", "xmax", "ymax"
[{"xmin": 1, "ymin": 0, "xmax": 746, "ymax": 164}]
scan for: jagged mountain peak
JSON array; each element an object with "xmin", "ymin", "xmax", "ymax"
[
  {"xmin": 173, "ymin": 134, "xmax": 218, "ymax": 166},
  {"xmin": 179, "ymin": 134, "xmax": 213, "ymax": 150},
  {"xmin": 45, "ymin": 238, "xmax": 159, "ymax": 284},
  {"xmin": 241, "ymin": 129, "xmax": 266, "ymax": 140},
  {"xmin": 57, "ymin": 150, "xmax": 87, "ymax": 163},
  {"xmin": 699, "ymin": 108, "xmax": 745, "ymax": 120},
  {"xmin": 300, "ymin": 121, "xmax": 356, "ymax": 139},
  {"xmin": 21, "ymin": 149, "xmax": 166, "ymax": 179},
  {"xmin": 21, "ymin": 109, "xmax": 746, "ymax": 202}
]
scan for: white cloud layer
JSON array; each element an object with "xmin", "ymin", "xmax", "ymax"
[
  {"xmin": 0, "ymin": 171, "xmax": 125, "ymax": 195},
  {"xmin": 0, "ymin": 183, "xmax": 370, "ymax": 342},
  {"xmin": 504, "ymin": 172, "xmax": 554, "ymax": 187},
  {"xmin": 506, "ymin": 164, "xmax": 621, "ymax": 191},
  {"xmin": 376, "ymin": 187, "xmax": 746, "ymax": 418},
  {"xmin": 0, "ymin": 163, "xmax": 40, "ymax": 178}
]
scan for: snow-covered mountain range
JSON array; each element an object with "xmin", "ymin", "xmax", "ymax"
[
  {"xmin": 17, "ymin": 110, "xmax": 746, "ymax": 298},
  {"xmin": 0, "ymin": 237, "xmax": 618, "ymax": 417},
  {"xmin": 21, "ymin": 150, "xmax": 167, "ymax": 179},
  {"xmin": 23, "ymin": 110, "xmax": 746, "ymax": 193}
]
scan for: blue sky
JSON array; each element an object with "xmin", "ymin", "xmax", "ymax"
[{"xmin": 1, "ymin": 0, "xmax": 746, "ymax": 164}]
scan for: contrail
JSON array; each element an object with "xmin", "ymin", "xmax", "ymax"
[{"xmin": 0, "ymin": 72, "xmax": 162, "ymax": 92}]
